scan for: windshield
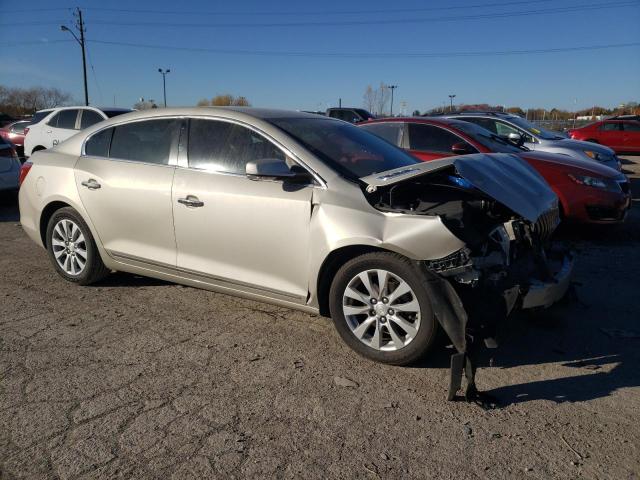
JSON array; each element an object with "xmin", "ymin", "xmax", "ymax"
[
  {"xmin": 453, "ymin": 121, "xmax": 525, "ymax": 153},
  {"xmin": 507, "ymin": 116, "xmax": 563, "ymax": 140},
  {"xmin": 270, "ymin": 117, "xmax": 419, "ymax": 179}
]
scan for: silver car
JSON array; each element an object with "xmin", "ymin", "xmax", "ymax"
[
  {"xmin": 19, "ymin": 108, "xmax": 572, "ymax": 370},
  {"xmin": 442, "ymin": 112, "xmax": 621, "ymax": 171}
]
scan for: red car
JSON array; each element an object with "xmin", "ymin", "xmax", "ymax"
[
  {"xmin": 359, "ymin": 118, "xmax": 631, "ymax": 224},
  {"xmin": 568, "ymin": 119, "xmax": 640, "ymax": 154},
  {"xmin": 0, "ymin": 120, "xmax": 31, "ymax": 158}
]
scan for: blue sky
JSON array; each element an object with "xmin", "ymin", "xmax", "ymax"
[{"xmin": 1, "ymin": 0, "xmax": 639, "ymax": 112}]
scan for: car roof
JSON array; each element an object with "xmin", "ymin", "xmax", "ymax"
[
  {"xmin": 84, "ymin": 107, "xmax": 331, "ymax": 123},
  {"xmin": 360, "ymin": 116, "xmax": 471, "ymax": 128}
]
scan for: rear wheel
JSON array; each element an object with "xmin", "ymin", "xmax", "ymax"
[
  {"xmin": 329, "ymin": 252, "xmax": 437, "ymax": 365},
  {"xmin": 45, "ymin": 207, "xmax": 109, "ymax": 285}
]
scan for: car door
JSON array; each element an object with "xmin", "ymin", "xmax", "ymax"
[
  {"xmin": 621, "ymin": 121, "xmax": 640, "ymax": 152},
  {"xmin": 406, "ymin": 123, "xmax": 476, "ymax": 161},
  {"xmin": 597, "ymin": 121, "xmax": 624, "ymax": 150},
  {"xmin": 45, "ymin": 109, "xmax": 80, "ymax": 148},
  {"xmin": 172, "ymin": 118, "xmax": 313, "ymax": 301},
  {"xmin": 74, "ymin": 118, "xmax": 181, "ymax": 266}
]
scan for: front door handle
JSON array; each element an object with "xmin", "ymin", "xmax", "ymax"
[
  {"xmin": 177, "ymin": 195, "xmax": 204, "ymax": 208},
  {"xmin": 81, "ymin": 179, "xmax": 101, "ymax": 190}
]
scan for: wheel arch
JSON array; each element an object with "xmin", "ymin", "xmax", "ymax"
[
  {"xmin": 316, "ymin": 245, "xmax": 400, "ymax": 317},
  {"xmin": 39, "ymin": 200, "xmax": 73, "ymax": 246}
]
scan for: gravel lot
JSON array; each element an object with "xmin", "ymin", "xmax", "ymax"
[{"xmin": 1, "ymin": 157, "xmax": 639, "ymax": 480}]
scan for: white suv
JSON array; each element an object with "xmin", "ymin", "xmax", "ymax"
[{"xmin": 24, "ymin": 106, "xmax": 131, "ymax": 157}]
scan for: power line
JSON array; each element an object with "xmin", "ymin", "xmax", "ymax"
[
  {"xmin": 83, "ymin": 1, "xmax": 640, "ymax": 28},
  {"xmin": 0, "ymin": 39, "xmax": 75, "ymax": 47},
  {"xmin": 85, "ymin": 39, "xmax": 640, "ymax": 59},
  {"xmin": 81, "ymin": 0, "xmax": 564, "ymax": 16},
  {"xmin": 2, "ymin": 1, "xmax": 637, "ymax": 29}
]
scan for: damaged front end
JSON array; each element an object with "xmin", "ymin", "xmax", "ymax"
[{"xmin": 361, "ymin": 154, "xmax": 574, "ymax": 403}]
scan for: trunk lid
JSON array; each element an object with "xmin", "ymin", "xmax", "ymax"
[{"xmin": 360, "ymin": 153, "xmax": 558, "ymax": 223}]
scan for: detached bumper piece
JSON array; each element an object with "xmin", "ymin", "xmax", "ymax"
[{"xmin": 521, "ymin": 253, "xmax": 574, "ymax": 309}]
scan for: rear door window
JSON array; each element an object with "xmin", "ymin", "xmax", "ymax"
[
  {"xmin": 408, "ymin": 124, "xmax": 469, "ymax": 153},
  {"xmin": 85, "ymin": 128, "xmax": 113, "ymax": 157},
  {"xmin": 458, "ymin": 117, "xmax": 498, "ymax": 134},
  {"xmin": 50, "ymin": 109, "xmax": 79, "ymax": 130},
  {"xmin": 360, "ymin": 123, "xmax": 403, "ymax": 146},
  {"xmin": 109, "ymin": 119, "xmax": 180, "ymax": 165},
  {"xmin": 599, "ymin": 122, "xmax": 621, "ymax": 131},
  {"xmin": 622, "ymin": 121, "xmax": 640, "ymax": 132},
  {"xmin": 188, "ymin": 119, "xmax": 285, "ymax": 174},
  {"xmin": 80, "ymin": 110, "xmax": 105, "ymax": 129}
]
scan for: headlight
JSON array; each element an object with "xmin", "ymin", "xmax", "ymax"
[
  {"xmin": 583, "ymin": 150, "xmax": 599, "ymax": 159},
  {"xmin": 567, "ymin": 173, "xmax": 618, "ymax": 191}
]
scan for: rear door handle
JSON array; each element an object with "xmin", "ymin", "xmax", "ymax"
[
  {"xmin": 177, "ymin": 195, "xmax": 204, "ymax": 208},
  {"xmin": 81, "ymin": 179, "xmax": 101, "ymax": 190}
]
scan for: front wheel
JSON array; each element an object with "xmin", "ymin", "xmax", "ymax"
[
  {"xmin": 46, "ymin": 207, "xmax": 110, "ymax": 285},
  {"xmin": 329, "ymin": 252, "xmax": 437, "ymax": 365}
]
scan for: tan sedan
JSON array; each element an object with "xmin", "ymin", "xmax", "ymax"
[{"xmin": 19, "ymin": 107, "xmax": 572, "ymax": 370}]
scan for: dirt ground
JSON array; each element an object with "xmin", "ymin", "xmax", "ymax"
[{"xmin": 1, "ymin": 156, "xmax": 639, "ymax": 480}]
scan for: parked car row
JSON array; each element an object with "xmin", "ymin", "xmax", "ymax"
[{"xmin": 359, "ymin": 117, "xmax": 631, "ymax": 224}]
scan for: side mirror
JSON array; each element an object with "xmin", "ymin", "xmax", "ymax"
[
  {"xmin": 507, "ymin": 132, "xmax": 525, "ymax": 146},
  {"xmin": 451, "ymin": 142, "xmax": 472, "ymax": 155},
  {"xmin": 246, "ymin": 158, "xmax": 311, "ymax": 183}
]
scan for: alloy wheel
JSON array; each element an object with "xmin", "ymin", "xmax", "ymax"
[
  {"xmin": 342, "ymin": 269, "xmax": 421, "ymax": 351},
  {"xmin": 51, "ymin": 219, "xmax": 87, "ymax": 276}
]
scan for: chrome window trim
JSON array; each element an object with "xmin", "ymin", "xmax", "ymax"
[{"xmin": 81, "ymin": 114, "xmax": 326, "ymax": 187}]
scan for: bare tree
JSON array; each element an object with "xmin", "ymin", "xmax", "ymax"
[
  {"xmin": 198, "ymin": 94, "xmax": 251, "ymax": 107},
  {"xmin": 234, "ymin": 96, "xmax": 250, "ymax": 107},
  {"xmin": 0, "ymin": 85, "xmax": 72, "ymax": 116},
  {"xmin": 375, "ymin": 83, "xmax": 390, "ymax": 116},
  {"xmin": 363, "ymin": 85, "xmax": 377, "ymax": 113}
]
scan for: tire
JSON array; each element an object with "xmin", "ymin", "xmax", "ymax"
[
  {"xmin": 45, "ymin": 207, "xmax": 109, "ymax": 285},
  {"xmin": 329, "ymin": 252, "xmax": 437, "ymax": 365}
]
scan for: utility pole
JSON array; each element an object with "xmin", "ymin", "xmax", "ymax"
[
  {"xmin": 339, "ymin": 98, "xmax": 342, "ymax": 108},
  {"xmin": 158, "ymin": 69, "xmax": 170, "ymax": 107},
  {"xmin": 448, "ymin": 94, "xmax": 456, "ymax": 112},
  {"xmin": 387, "ymin": 85, "xmax": 398, "ymax": 116},
  {"xmin": 60, "ymin": 8, "xmax": 89, "ymax": 106}
]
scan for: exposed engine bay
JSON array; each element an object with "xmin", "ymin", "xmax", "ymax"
[
  {"xmin": 365, "ymin": 165, "xmax": 564, "ymax": 310},
  {"xmin": 362, "ymin": 164, "xmax": 572, "ymax": 405}
]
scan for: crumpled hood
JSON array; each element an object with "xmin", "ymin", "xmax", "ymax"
[
  {"xmin": 360, "ymin": 153, "xmax": 558, "ymax": 223},
  {"xmin": 541, "ymin": 137, "xmax": 616, "ymax": 155}
]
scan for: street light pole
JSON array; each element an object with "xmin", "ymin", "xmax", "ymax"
[
  {"xmin": 448, "ymin": 94, "xmax": 456, "ymax": 112},
  {"xmin": 387, "ymin": 85, "xmax": 398, "ymax": 116},
  {"xmin": 60, "ymin": 8, "xmax": 89, "ymax": 106},
  {"xmin": 158, "ymin": 69, "xmax": 170, "ymax": 107}
]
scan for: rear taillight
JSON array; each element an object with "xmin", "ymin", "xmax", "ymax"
[
  {"xmin": 18, "ymin": 161, "xmax": 32, "ymax": 188},
  {"xmin": 23, "ymin": 127, "xmax": 29, "ymax": 135}
]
